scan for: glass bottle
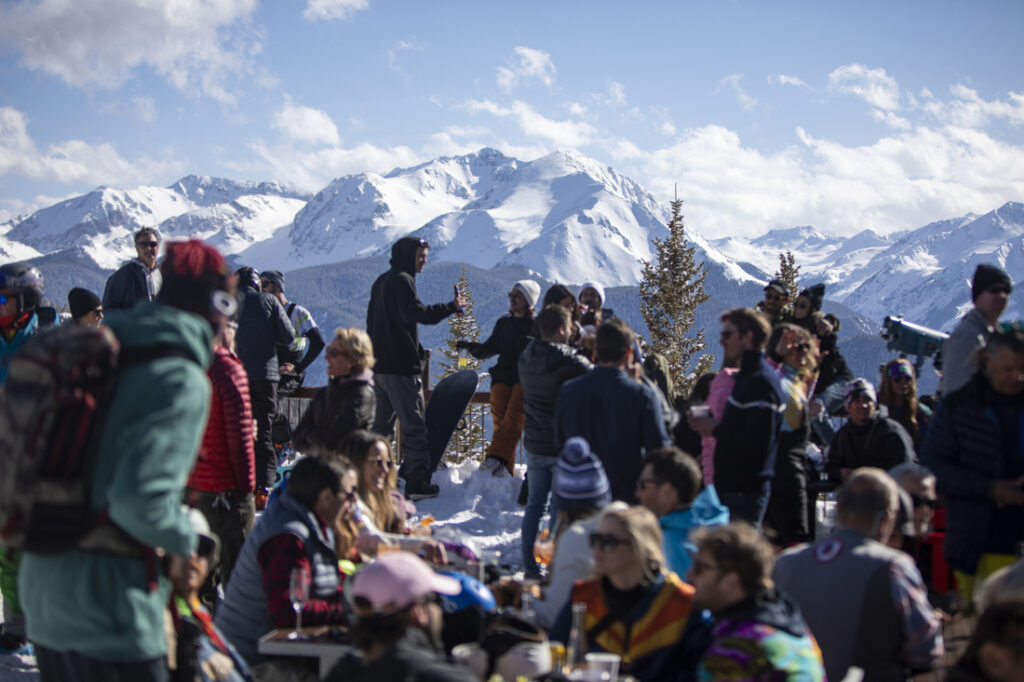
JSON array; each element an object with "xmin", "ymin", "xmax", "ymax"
[{"xmin": 565, "ymin": 602, "xmax": 588, "ymax": 672}]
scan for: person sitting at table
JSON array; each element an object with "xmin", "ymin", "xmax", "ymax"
[
  {"xmin": 292, "ymin": 327, "xmax": 376, "ymax": 456},
  {"xmin": 325, "ymin": 551, "xmax": 478, "ymax": 682},
  {"xmin": 215, "ymin": 456, "xmax": 358, "ymax": 666},
  {"xmin": 168, "ymin": 509, "xmax": 254, "ymax": 682},
  {"xmin": 550, "ymin": 505, "xmax": 698, "ymax": 682},
  {"xmin": 339, "ymin": 431, "xmax": 447, "ymax": 565}
]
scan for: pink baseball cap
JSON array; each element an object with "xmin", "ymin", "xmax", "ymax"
[{"xmin": 351, "ymin": 551, "xmax": 461, "ymax": 615}]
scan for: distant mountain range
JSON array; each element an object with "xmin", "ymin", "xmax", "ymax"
[{"xmin": 2, "ymin": 148, "xmax": 1021, "ymax": 390}]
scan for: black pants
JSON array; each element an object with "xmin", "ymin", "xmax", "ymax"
[
  {"xmin": 36, "ymin": 645, "xmax": 168, "ymax": 682},
  {"xmin": 185, "ymin": 488, "xmax": 255, "ymax": 604},
  {"xmin": 250, "ymin": 379, "xmax": 278, "ymax": 489},
  {"xmin": 767, "ymin": 445, "xmax": 811, "ymax": 546}
]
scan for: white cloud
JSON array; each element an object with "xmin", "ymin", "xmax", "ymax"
[
  {"xmin": 496, "ymin": 47, "xmax": 556, "ymax": 92},
  {"xmin": 303, "ymin": 0, "xmax": 368, "ymax": 21},
  {"xmin": 461, "ymin": 98, "xmax": 595, "ymax": 147},
  {"xmin": 387, "ymin": 40, "xmax": 421, "ymax": 78},
  {"xmin": 568, "ymin": 102, "xmax": 588, "ymax": 117},
  {"xmin": 0, "ymin": 106, "xmax": 184, "ymax": 186},
  {"xmin": 772, "ymin": 74, "xmax": 810, "ymax": 88},
  {"xmin": 245, "ymin": 140, "xmax": 420, "ymax": 192},
  {"xmin": 715, "ymin": 74, "xmax": 758, "ymax": 111},
  {"xmin": 922, "ymin": 84, "xmax": 1024, "ymax": 128},
  {"xmin": 606, "ymin": 82, "xmax": 627, "ymax": 107},
  {"xmin": 637, "ymin": 121, "xmax": 1024, "ymax": 239},
  {"xmin": 272, "ymin": 100, "xmax": 342, "ymax": 146},
  {"xmin": 871, "ymin": 110, "xmax": 911, "ymax": 130},
  {"xmin": 0, "ymin": 0, "xmax": 262, "ymax": 103},
  {"xmin": 132, "ymin": 96, "xmax": 158, "ymax": 124},
  {"xmin": 828, "ymin": 63, "xmax": 900, "ymax": 111}
]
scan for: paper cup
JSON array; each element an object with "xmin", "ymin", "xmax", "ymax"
[{"xmin": 585, "ymin": 652, "xmax": 620, "ymax": 681}]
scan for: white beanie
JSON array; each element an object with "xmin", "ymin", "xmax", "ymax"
[
  {"xmin": 580, "ymin": 281, "xmax": 605, "ymax": 307},
  {"xmin": 512, "ymin": 280, "xmax": 541, "ymax": 309}
]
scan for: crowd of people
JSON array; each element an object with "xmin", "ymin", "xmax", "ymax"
[{"xmin": 0, "ymin": 228, "xmax": 1021, "ymax": 682}]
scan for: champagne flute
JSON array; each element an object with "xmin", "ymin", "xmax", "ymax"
[{"xmin": 288, "ymin": 567, "xmax": 309, "ymax": 640}]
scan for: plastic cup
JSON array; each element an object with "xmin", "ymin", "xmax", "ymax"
[{"xmin": 585, "ymin": 652, "xmax": 621, "ymax": 681}]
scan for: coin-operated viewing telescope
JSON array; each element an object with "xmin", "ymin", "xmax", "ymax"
[{"xmin": 880, "ymin": 315, "xmax": 949, "ymax": 372}]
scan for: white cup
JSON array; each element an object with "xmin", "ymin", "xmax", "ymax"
[
  {"xmin": 585, "ymin": 652, "xmax": 620, "ymax": 681},
  {"xmin": 689, "ymin": 405, "xmax": 711, "ymax": 419}
]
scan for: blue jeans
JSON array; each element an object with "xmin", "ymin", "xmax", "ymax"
[
  {"xmin": 720, "ymin": 481, "xmax": 771, "ymax": 529},
  {"xmin": 521, "ymin": 451, "xmax": 558, "ymax": 576}
]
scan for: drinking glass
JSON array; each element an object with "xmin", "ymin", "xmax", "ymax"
[{"xmin": 288, "ymin": 567, "xmax": 310, "ymax": 640}]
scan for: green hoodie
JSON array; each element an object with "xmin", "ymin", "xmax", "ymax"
[{"xmin": 21, "ymin": 301, "xmax": 213, "ymax": 662}]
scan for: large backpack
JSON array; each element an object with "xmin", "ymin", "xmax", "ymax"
[{"xmin": 0, "ymin": 323, "xmax": 186, "ymax": 554}]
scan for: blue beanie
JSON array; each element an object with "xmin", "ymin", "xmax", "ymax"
[{"xmin": 553, "ymin": 437, "xmax": 611, "ymax": 512}]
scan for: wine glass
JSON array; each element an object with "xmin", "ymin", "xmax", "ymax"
[
  {"xmin": 533, "ymin": 518, "xmax": 555, "ymax": 570},
  {"xmin": 288, "ymin": 567, "xmax": 310, "ymax": 640}
]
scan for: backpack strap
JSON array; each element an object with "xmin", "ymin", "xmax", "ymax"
[{"xmin": 287, "ymin": 302, "xmax": 296, "ymax": 319}]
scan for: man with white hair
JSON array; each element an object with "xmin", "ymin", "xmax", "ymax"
[{"xmin": 458, "ymin": 279, "xmax": 540, "ymax": 477}]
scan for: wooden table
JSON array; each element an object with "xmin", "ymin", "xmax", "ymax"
[{"xmin": 258, "ymin": 626, "xmax": 355, "ymax": 679}]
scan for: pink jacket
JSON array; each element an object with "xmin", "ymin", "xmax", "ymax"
[{"xmin": 700, "ymin": 368, "xmax": 738, "ymax": 486}]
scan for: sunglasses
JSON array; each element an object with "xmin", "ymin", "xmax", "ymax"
[
  {"xmin": 137, "ymin": 241, "xmax": 159, "ymax": 249},
  {"xmin": 910, "ymin": 494, "xmax": 938, "ymax": 509},
  {"xmin": 795, "ymin": 301, "xmax": 810, "ymax": 309},
  {"xmin": 589, "ymin": 532, "xmax": 630, "ymax": 552},
  {"xmin": 372, "ymin": 456, "xmax": 392, "ymax": 469},
  {"xmin": 720, "ymin": 329, "xmax": 736, "ymax": 340},
  {"xmin": 636, "ymin": 477, "xmax": 662, "ymax": 489},
  {"xmin": 987, "ymin": 286, "xmax": 1011, "ymax": 295},
  {"xmin": 764, "ymin": 292, "xmax": 782, "ymax": 301},
  {"xmin": 325, "ymin": 347, "xmax": 349, "ymax": 359},
  {"xmin": 794, "ymin": 343, "xmax": 811, "ymax": 352},
  {"xmin": 891, "ymin": 375, "xmax": 912, "ymax": 384},
  {"xmin": 340, "ymin": 487, "xmax": 358, "ymax": 504}
]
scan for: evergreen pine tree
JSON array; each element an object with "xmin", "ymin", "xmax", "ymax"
[
  {"xmin": 435, "ymin": 265, "xmax": 490, "ymax": 464},
  {"xmin": 774, "ymin": 250, "xmax": 801, "ymax": 313},
  {"xmin": 639, "ymin": 194, "xmax": 714, "ymax": 398}
]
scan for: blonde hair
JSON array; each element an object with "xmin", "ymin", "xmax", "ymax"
[
  {"xmin": 334, "ymin": 327, "xmax": 375, "ymax": 372},
  {"xmin": 598, "ymin": 505, "xmax": 665, "ymax": 583}
]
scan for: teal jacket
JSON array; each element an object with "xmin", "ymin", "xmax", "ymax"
[
  {"xmin": 661, "ymin": 485, "xmax": 730, "ymax": 579},
  {"xmin": 0, "ymin": 311, "xmax": 38, "ymax": 384},
  {"xmin": 21, "ymin": 302, "xmax": 213, "ymax": 662}
]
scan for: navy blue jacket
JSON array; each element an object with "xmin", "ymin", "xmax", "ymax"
[
  {"xmin": 922, "ymin": 372, "xmax": 1024, "ymax": 573},
  {"xmin": 102, "ymin": 260, "xmax": 153, "ymax": 312},
  {"xmin": 235, "ymin": 289, "xmax": 295, "ymax": 383},
  {"xmin": 713, "ymin": 350, "xmax": 785, "ymax": 494},
  {"xmin": 519, "ymin": 338, "xmax": 593, "ymax": 456},
  {"xmin": 554, "ymin": 365, "xmax": 671, "ymax": 502}
]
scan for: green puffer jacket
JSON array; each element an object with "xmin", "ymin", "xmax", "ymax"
[{"xmin": 20, "ymin": 301, "xmax": 213, "ymax": 662}]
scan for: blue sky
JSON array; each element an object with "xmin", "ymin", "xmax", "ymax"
[{"xmin": 1, "ymin": 0, "xmax": 1022, "ymax": 238}]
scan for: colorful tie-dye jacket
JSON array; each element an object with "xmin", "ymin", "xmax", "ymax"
[{"xmin": 698, "ymin": 589, "xmax": 826, "ymax": 682}]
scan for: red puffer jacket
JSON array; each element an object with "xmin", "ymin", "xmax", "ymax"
[{"xmin": 189, "ymin": 346, "xmax": 256, "ymax": 493}]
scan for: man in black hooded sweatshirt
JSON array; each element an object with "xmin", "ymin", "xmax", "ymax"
[{"xmin": 367, "ymin": 237, "xmax": 464, "ymax": 499}]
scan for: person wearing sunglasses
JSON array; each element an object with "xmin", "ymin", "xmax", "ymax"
[
  {"xmin": 101, "ymin": 227, "xmax": 163, "ymax": 313},
  {"xmin": 550, "ymin": 505, "xmax": 699, "ymax": 682},
  {"xmin": 338, "ymin": 430, "xmax": 448, "ymax": 566},
  {"xmin": 691, "ymin": 522, "xmax": 825, "ymax": 681},
  {"xmin": 942, "ymin": 263, "xmax": 1013, "ymax": 396},
  {"xmin": 216, "ymin": 456, "xmax": 357, "ymax": 667},
  {"xmin": 168, "ymin": 508, "xmax": 253, "ymax": 682},
  {"xmin": 293, "ymin": 327, "xmax": 376, "ymax": 456},
  {"xmin": 756, "ymin": 278, "xmax": 792, "ymax": 326},
  {"xmin": 792, "ymin": 283, "xmax": 853, "ymax": 447},
  {"xmin": 878, "ymin": 358, "xmax": 932, "ymax": 449}
]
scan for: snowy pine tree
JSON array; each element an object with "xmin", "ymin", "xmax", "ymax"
[
  {"xmin": 639, "ymin": 195, "xmax": 714, "ymax": 398},
  {"xmin": 774, "ymin": 250, "xmax": 801, "ymax": 312},
  {"xmin": 435, "ymin": 265, "xmax": 490, "ymax": 464}
]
